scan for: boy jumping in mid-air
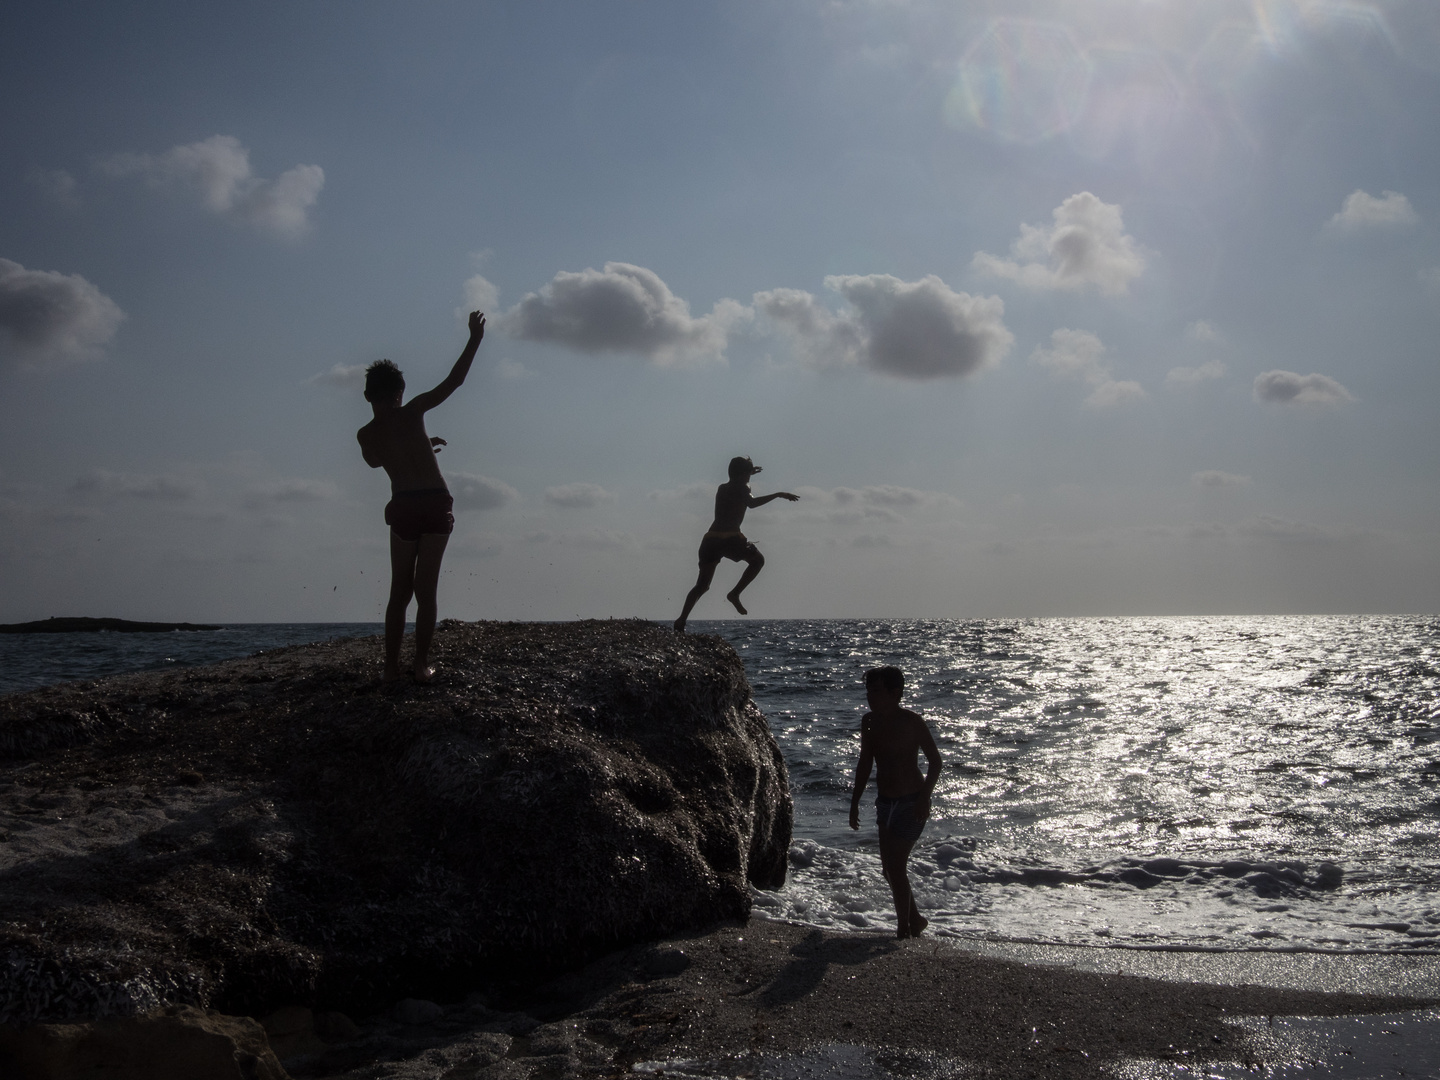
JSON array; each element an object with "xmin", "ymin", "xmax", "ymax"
[
  {"xmin": 673, "ymin": 457, "xmax": 798, "ymax": 633},
  {"xmin": 357, "ymin": 310, "xmax": 485, "ymax": 682},
  {"xmin": 850, "ymin": 665, "xmax": 942, "ymax": 938}
]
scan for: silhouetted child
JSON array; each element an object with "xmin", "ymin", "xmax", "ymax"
[
  {"xmin": 850, "ymin": 665, "xmax": 942, "ymax": 938},
  {"xmin": 357, "ymin": 311, "xmax": 485, "ymax": 682},
  {"xmin": 673, "ymin": 457, "xmax": 798, "ymax": 633}
]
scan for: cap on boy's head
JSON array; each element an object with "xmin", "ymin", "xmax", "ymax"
[
  {"xmin": 364, "ymin": 359, "xmax": 405, "ymax": 402},
  {"xmin": 728, "ymin": 456, "xmax": 760, "ymax": 481},
  {"xmin": 865, "ymin": 666, "xmax": 904, "ymax": 694}
]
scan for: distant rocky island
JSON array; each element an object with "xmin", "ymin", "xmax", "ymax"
[{"xmin": 0, "ymin": 617, "xmax": 223, "ymax": 634}]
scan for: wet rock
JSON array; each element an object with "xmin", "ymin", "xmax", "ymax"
[
  {"xmin": 260, "ymin": 1005, "xmax": 328, "ymax": 1060},
  {"xmin": 0, "ymin": 620, "xmax": 792, "ymax": 1025},
  {"xmin": 314, "ymin": 1010, "xmax": 360, "ymax": 1041},
  {"xmin": 0, "ymin": 1004, "xmax": 288, "ymax": 1079}
]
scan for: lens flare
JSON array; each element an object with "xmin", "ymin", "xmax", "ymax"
[{"xmin": 946, "ymin": 18, "xmax": 1091, "ymax": 144}]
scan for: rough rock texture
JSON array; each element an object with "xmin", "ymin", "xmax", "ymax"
[
  {"xmin": 0, "ymin": 1004, "xmax": 288, "ymax": 1079},
  {"xmin": 0, "ymin": 620, "xmax": 792, "ymax": 1025}
]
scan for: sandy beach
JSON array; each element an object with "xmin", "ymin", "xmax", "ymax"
[{"xmin": 247, "ymin": 918, "xmax": 1435, "ymax": 1079}]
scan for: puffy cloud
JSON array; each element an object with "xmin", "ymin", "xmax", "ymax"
[
  {"xmin": 1253, "ymin": 370, "xmax": 1354, "ymax": 406},
  {"xmin": 1192, "ymin": 470, "xmax": 1251, "ymax": 489},
  {"xmin": 243, "ymin": 478, "xmax": 338, "ymax": 506},
  {"xmin": 973, "ymin": 192, "xmax": 1146, "ymax": 296},
  {"xmin": 544, "ymin": 482, "xmax": 614, "ymax": 508},
  {"xmin": 305, "ymin": 363, "xmax": 365, "ymax": 389},
  {"xmin": 503, "ymin": 262, "xmax": 743, "ymax": 365},
  {"xmin": 756, "ymin": 274, "xmax": 1012, "ymax": 380},
  {"xmin": 1031, "ymin": 328, "xmax": 1146, "ymax": 408},
  {"xmin": 71, "ymin": 469, "xmax": 201, "ymax": 501},
  {"xmin": 0, "ymin": 258, "xmax": 125, "ymax": 370},
  {"xmin": 449, "ymin": 472, "xmax": 518, "ymax": 511},
  {"xmin": 457, "ymin": 274, "xmax": 499, "ymax": 318},
  {"xmin": 101, "ymin": 135, "xmax": 324, "ymax": 237},
  {"xmin": 1327, "ymin": 190, "xmax": 1418, "ymax": 233}
]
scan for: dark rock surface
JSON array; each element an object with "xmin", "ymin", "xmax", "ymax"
[
  {"xmin": 0, "ymin": 620, "xmax": 792, "ymax": 1026},
  {"xmin": 0, "ymin": 617, "xmax": 223, "ymax": 634}
]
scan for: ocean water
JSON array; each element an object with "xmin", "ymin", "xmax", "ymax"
[
  {"xmin": 4, "ymin": 616, "xmax": 1439, "ymax": 956},
  {"xmin": 702, "ymin": 616, "xmax": 1440, "ymax": 956}
]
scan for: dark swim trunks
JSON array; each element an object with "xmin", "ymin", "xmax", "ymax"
[
  {"xmin": 384, "ymin": 488, "xmax": 454, "ymax": 542},
  {"xmin": 876, "ymin": 794, "xmax": 926, "ymax": 844},
  {"xmin": 697, "ymin": 530, "xmax": 758, "ymax": 566}
]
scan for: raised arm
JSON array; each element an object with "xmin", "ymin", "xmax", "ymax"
[
  {"xmin": 408, "ymin": 311, "xmax": 486, "ymax": 413},
  {"xmin": 849, "ymin": 717, "xmax": 875, "ymax": 830},
  {"xmin": 747, "ymin": 491, "xmax": 800, "ymax": 508}
]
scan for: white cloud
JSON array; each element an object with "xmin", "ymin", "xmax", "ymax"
[
  {"xmin": 973, "ymin": 192, "xmax": 1146, "ymax": 296},
  {"xmin": 544, "ymin": 482, "xmax": 615, "ymax": 508},
  {"xmin": 1166, "ymin": 359, "xmax": 1226, "ymax": 385},
  {"xmin": 756, "ymin": 274, "xmax": 1012, "ymax": 380},
  {"xmin": 1192, "ymin": 470, "xmax": 1251, "ymax": 489},
  {"xmin": 1031, "ymin": 328, "xmax": 1146, "ymax": 408},
  {"xmin": 28, "ymin": 167, "xmax": 81, "ymax": 209},
  {"xmin": 1327, "ymin": 190, "xmax": 1418, "ymax": 233},
  {"xmin": 1253, "ymin": 370, "xmax": 1354, "ymax": 406},
  {"xmin": 0, "ymin": 258, "xmax": 125, "ymax": 370},
  {"xmin": 457, "ymin": 274, "xmax": 499, "ymax": 318},
  {"xmin": 556, "ymin": 528, "xmax": 632, "ymax": 549},
  {"xmin": 71, "ymin": 469, "xmax": 202, "ymax": 501},
  {"xmin": 306, "ymin": 363, "xmax": 365, "ymax": 389},
  {"xmin": 449, "ymin": 472, "xmax": 518, "ymax": 511},
  {"xmin": 243, "ymin": 478, "xmax": 338, "ymax": 506},
  {"xmin": 502, "ymin": 262, "xmax": 743, "ymax": 365},
  {"xmin": 101, "ymin": 135, "xmax": 324, "ymax": 238}
]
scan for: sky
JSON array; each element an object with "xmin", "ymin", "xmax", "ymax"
[{"xmin": 2, "ymin": 0, "xmax": 1439, "ymax": 622}]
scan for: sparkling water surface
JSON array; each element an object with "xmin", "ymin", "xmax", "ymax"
[
  {"xmin": 4, "ymin": 616, "xmax": 1438, "ymax": 954},
  {"xmin": 694, "ymin": 616, "xmax": 1440, "ymax": 955}
]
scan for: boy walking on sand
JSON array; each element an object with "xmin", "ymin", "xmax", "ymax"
[
  {"xmin": 357, "ymin": 310, "xmax": 485, "ymax": 682},
  {"xmin": 850, "ymin": 666, "xmax": 942, "ymax": 938},
  {"xmin": 673, "ymin": 457, "xmax": 798, "ymax": 633}
]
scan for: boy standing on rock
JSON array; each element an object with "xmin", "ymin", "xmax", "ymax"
[
  {"xmin": 850, "ymin": 666, "xmax": 942, "ymax": 938},
  {"xmin": 673, "ymin": 457, "xmax": 798, "ymax": 633},
  {"xmin": 357, "ymin": 311, "xmax": 485, "ymax": 682}
]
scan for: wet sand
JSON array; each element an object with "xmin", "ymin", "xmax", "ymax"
[{"xmin": 288, "ymin": 919, "xmax": 1436, "ymax": 1079}]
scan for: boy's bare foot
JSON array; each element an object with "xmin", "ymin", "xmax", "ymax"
[
  {"xmin": 383, "ymin": 666, "xmax": 404, "ymax": 684},
  {"xmin": 674, "ymin": 617, "xmax": 687, "ymax": 633},
  {"xmin": 725, "ymin": 591, "xmax": 748, "ymax": 615},
  {"xmin": 910, "ymin": 915, "xmax": 929, "ymax": 938},
  {"xmin": 414, "ymin": 664, "xmax": 436, "ymax": 683}
]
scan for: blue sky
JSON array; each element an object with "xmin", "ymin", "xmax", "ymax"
[{"xmin": 2, "ymin": 0, "xmax": 1438, "ymax": 621}]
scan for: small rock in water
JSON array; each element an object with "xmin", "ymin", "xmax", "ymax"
[
  {"xmin": 395, "ymin": 998, "xmax": 443, "ymax": 1025},
  {"xmin": 315, "ymin": 1010, "xmax": 360, "ymax": 1041}
]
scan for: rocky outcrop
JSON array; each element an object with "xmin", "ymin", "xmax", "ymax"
[{"xmin": 0, "ymin": 620, "xmax": 792, "ymax": 1026}]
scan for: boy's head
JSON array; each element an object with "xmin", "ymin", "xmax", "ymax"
[
  {"xmin": 364, "ymin": 359, "xmax": 405, "ymax": 403},
  {"xmin": 865, "ymin": 665, "xmax": 904, "ymax": 703},
  {"xmin": 728, "ymin": 456, "xmax": 761, "ymax": 482}
]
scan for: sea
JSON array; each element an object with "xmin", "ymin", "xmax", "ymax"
[{"xmin": 3, "ymin": 615, "xmax": 1438, "ymax": 959}]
